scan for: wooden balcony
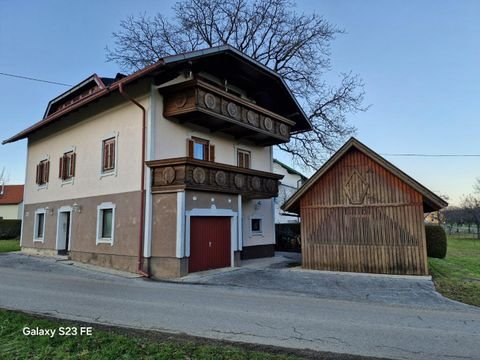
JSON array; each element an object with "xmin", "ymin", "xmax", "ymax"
[
  {"xmin": 146, "ymin": 157, "xmax": 283, "ymax": 199},
  {"xmin": 160, "ymin": 79, "xmax": 295, "ymax": 146}
]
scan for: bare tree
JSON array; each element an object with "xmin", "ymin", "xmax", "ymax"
[
  {"xmin": 106, "ymin": 0, "xmax": 367, "ymax": 169},
  {"xmin": 474, "ymin": 177, "xmax": 480, "ymax": 194}
]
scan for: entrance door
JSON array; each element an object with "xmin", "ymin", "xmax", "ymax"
[
  {"xmin": 189, "ymin": 216, "xmax": 231, "ymax": 273},
  {"xmin": 57, "ymin": 211, "xmax": 71, "ymax": 255}
]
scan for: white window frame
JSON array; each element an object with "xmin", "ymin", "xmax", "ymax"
[
  {"xmin": 61, "ymin": 146, "xmax": 76, "ymax": 186},
  {"xmin": 36, "ymin": 155, "xmax": 50, "ymax": 190},
  {"xmin": 33, "ymin": 208, "xmax": 46, "ymax": 242},
  {"xmin": 249, "ymin": 216, "xmax": 264, "ymax": 236},
  {"xmin": 100, "ymin": 132, "xmax": 119, "ymax": 178},
  {"xmin": 96, "ymin": 202, "xmax": 116, "ymax": 245}
]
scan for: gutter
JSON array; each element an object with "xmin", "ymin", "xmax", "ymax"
[{"xmin": 118, "ymin": 82, "xmax": 150, "ymax": 278}]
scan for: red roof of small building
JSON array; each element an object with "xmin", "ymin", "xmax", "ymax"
[{"xmin": 0, "ymin": 185, "xmax": 24, "ymax": 205}]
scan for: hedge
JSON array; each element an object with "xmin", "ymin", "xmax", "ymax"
[
  {"xmin": 0, "ymin": 220, "xmax": 22, "ymax": 240},
  {"xmin": 425, "ymin": 224, "xmax": 447, "ymax": 259}
]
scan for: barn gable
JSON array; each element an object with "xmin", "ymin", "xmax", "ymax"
[
  {"xmin": 283, "ymin": 137, "xmax": 448, "ymax": 214},
  {"xmin": 282, "ymin": 137, "xmax": 448, "ymax": 275}
]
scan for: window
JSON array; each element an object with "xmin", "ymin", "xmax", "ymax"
[
  {"xmin": 187, "ymin": 137, "xmax": 215, "ymax": 161},
  {"xmin": 34, "ymin": 209, "xmax": 46, "ymax": 242},
  {"xmin": 251, "ymin": 218, "xmax": 263, "ymax": 235},
  {"xmin": 35, "ymin": 159, "xmax": 50, "ymax": 186},
  {"xmin": 102, "ymin": 137, "xmax": 116, "ymax": 172},
  {"xmin": 96, "ymin": 203, "xmax": 116, "ymax": 245},
  {"xmin": 59, "ymin": 151, "xmax": 76, "ymax": 181},
  {"xmin": 237, "ymin": 149, "xmax": 251, "ymax": 169}
]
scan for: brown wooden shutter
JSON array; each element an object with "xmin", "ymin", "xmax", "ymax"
[
  {"xmin": 187, "ymin": 139, "xmax": 194, "ymax": 158},
  {"xmin": 204, "ymin": 143, "xmax": 209, "ymax": 161},
  {"xmin": 209, "ymin": 144, "xmax": 215, "ymax": 162},
  {"xmin": 45, "ymin": 161, "xmax": 50, "ymax": 183},
  {"xmin": 59, "ymin": 157, "xmax": 64, "ymax": 179},
  {"xmin": 103, "ymin": 141, "xmax": 108, "ymax": 170},
  {"xmin": 238, "ymin": 152, "xmax": 243, "ymax": 167},
  {"xmin": 71, "ymin": 153, "xmax": 76, "ymax": 177},
  {"xmin": 245, "ymin": 152, "xmax": 250, "ymax": 168},
  {"xmin": 36, "ymin": 164, "xmax": 40, "ymax": 184},
  {"xmin": 110, "ymin": 141, "xmax": 115, "ymax": 169}
]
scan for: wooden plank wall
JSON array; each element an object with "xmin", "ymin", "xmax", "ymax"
[{"xmin": 300, "ymin": 148, "xmax": 428, "ymax": 275}]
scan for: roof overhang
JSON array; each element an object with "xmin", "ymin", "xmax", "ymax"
[
  {"xmin": 282, "ymin": 137, "xmax": 449, "ymax": 214},
  {"xmin": 3, "ymin": 45, "xmax": 311, "ymax": 145}
]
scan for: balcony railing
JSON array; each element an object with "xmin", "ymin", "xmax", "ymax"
[
  {"xmin": 160, "ymin": 79, "xmax": 295, "ymax": 146},
  {"xmin": 146, "ymin": 157, "xmax": 283, "ymax": 199}
]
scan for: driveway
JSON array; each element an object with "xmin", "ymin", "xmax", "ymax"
[
  {"xmin": 175, "ymin": 252, "xmax": 468, "ymax": 309},
  {"xmin": 1, "ymin": 252, "xmax": 479, "ymax": 360}
]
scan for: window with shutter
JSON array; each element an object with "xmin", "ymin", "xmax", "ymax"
[
  {"xmin": 37, "ymin": 159, "xmax": 50, "ymax": 186},
  {"xmin": 60, "ymin": 151, "xmax": 76, "ymax": 180},
  {"xmin": 188, "ymin": 137, "xmax": 211, "ymax": 161},
  {"xmin": 102, "ymin": 138, "xmax": 116, "ymax": 172},
  {"xmin": 237, "ymin": 149, "xmax": 251, "ymax": 169}
]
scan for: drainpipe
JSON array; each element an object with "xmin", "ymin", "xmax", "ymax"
[{"xmin": 118, "ymin": 82, "xmax": 150, "ymax": 278}]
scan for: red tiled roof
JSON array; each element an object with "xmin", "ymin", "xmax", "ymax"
[{"xmin": 0, "ymin": 185, "xmax": 24, "ymax": 205}]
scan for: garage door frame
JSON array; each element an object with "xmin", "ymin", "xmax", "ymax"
[{"xmin": 185, "ymin": 208, "xmax": 239, "ymax": 268}]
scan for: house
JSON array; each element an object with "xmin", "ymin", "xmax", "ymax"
[
  {"xmin": 0, "ymin": 184, "xmax": 24, "ymax": 220},
  {"xmin": 2, "ymin": 45, "xmax": 311, "ymax": 278},
  {"xmin": 273, "ymin": 159, "xmax": 307, "ymax": 223},
  {"xmin": 282, "ymin": 137, "xmax": 448, "ymax": 275}
]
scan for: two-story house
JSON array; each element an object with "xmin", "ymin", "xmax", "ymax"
[
  {"xmin": 2, "ymin": 46, "xmax": 311, "ymax": 278},
  {"xmin": 273, "ymin": 159, "xmax": 307, "ymax": 224}
]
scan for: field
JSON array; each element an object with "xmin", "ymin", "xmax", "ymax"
[
  {"xmin": 0, "ymin": 240, "xmax": 20, "ymax": 253},
  {"xmin": 429, "ymin": 237, "xmax": 480, "ymax": 306}
]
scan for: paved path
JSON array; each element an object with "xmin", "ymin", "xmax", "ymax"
[{"xmin": 1, "ymin": 253, "xmax": 479, "ymax": 360}]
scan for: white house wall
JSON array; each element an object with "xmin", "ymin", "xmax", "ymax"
[
  {"xmin": 242, "ymin": 198, "xmax": 275, "ymax": 247},
  {"xmin": 273, "ymin": 161, "xmax": 302, "ymax": 224},
  {"xmin": 24, "ymin": 98, "xmax": 147, "ymax": 205},
  {"xmin": 0, "ymin": 204, "xmax": 21, "ymax": 220}
]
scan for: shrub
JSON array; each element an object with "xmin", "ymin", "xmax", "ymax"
[
  {"xmin": 0, "ymin": 220, "xmax": 22, "ymax": 240},
  {"xmin": 425, "ymin": 224, "xmax": 447, "ymax": 259}
]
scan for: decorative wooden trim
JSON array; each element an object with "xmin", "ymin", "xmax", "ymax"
[
  {"xmin": 161, "ymin": 79, "xmax": 293, "ymax": 144},
  {"xmin": 147, "ymin": 157, "xmax": 282, "ymax": 199}
]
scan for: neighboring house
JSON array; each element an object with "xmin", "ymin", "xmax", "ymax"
[
  {"xmin": 273, "ymin": 159, "xmax": 307, "ymax": 223},
  {"xmin": 424, "ymin": 212, "xmax": 441, "ymax": 224},
  {"xmin": 0, "ymin": 184, "xmax": 24, "ymax": 220},
  {"xmin": 2, "ymin": 45, "xmax": 311, "ymax": 278},
  {"xmin": 282, "ymin": 137, "xmax": 448, "ymax": 275}
]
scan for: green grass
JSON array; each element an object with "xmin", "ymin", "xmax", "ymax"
[
  {"xmin": 429, "ymin": 237, "xmax": 480, "ymax": 306},
  {"xmin": 0, "ymin": 310, "xmax": 301, "ymax": 360},
  {"xmin": 0, "ymin": 240, "xmax": 20, "ymax": 253}
]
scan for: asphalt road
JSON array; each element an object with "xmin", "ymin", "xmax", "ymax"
[{"xmin": 1, "ymin": 253, "xmax": 479, "ymax": 360}]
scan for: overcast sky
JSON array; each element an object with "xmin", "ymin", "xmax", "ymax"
[{"xmin": 0, "ymin": 0, "xmax": 478, "ymax": 205}]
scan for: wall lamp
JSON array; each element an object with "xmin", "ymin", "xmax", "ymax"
[{"xmin": 72, "ymin": 203, "xmax": 82, "ymax": 213}]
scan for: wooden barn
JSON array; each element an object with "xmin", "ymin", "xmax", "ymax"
[{"xmin": 282, "ymin": 138, "xmax": 448, "ymax": 275}]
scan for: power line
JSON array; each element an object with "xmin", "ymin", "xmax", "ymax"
[
  {"xmin": 0, "ymin": 72, "xmax": 72, "ymax": 87},
  {"xmin": 381, "ymin": 153, "xmax": 480, "ymax": 157}
]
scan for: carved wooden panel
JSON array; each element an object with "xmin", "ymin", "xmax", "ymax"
[
  {"xmin": 148, "ymin": 158, "xmax": 282, "ymax": 199},
  {"xmin": 161, "ymin": 79, "xmax": 293, "ymax": 144}
]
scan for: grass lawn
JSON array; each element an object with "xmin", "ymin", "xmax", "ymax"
[
  {"xmin": 0, "ymin": 310, "xmax": 305, "ymax": 360},
  {"xmin": 0, "ymin": 239, "xmax": 20, "ymax": 253},
  {"xmin": 429, "ymin": 237, "xmax": 480, "ymax": 307}
]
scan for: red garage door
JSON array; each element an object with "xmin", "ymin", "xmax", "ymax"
[{"xmin": 189, "ymin": 216, "xmax": 231, "ymax": 273}]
